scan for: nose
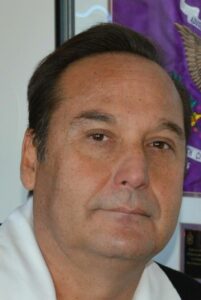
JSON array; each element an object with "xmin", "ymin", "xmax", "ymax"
[{"xmin": 113, "ymin": 149, "xmax": 149, "ymax": 190}]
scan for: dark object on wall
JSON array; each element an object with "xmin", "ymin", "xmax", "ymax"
[
  {"xmin": 181, "ymin": 223, "xmax": 201, "ymax": 283},
  {"xmin": 55, "ymin": 0, "xmax": 75, "ymax": 47}
]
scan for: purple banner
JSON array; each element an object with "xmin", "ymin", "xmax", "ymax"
[{"xmin": 112, "ymin": 0, "xmax": 201, "ymax": 195}]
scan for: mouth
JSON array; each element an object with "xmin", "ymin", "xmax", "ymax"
[{"xmin": 103, "ymin": 207, "xmax": 150, "ymax": 218}]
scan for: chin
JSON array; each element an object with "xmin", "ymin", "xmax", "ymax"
[{"xmin": 89, "ymin": 235, "xmax": 157, "ymax": 262}]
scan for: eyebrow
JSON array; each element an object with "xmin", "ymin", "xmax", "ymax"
[
  {"xmin": 157, "ymin": 120, "xmax": 185, "ymax": 140},
  {"xmin": 70, "ymin": 111, "xmax": 185, "ymax": 139},
  {"xmin": 71, "ymin": 110, "xmax": 116, "ymax": 125}
]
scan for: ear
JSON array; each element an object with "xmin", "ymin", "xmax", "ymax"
[{"xmin": 20, "ymin": 129, "xmax": 38, "ymax": 190}]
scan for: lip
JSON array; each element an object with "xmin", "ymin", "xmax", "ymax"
[{"xmin": 104, "ymin": 207, "xmax": 150, "ymax": 217}]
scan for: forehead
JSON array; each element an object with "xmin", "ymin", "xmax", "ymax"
[{"xmin": 56, "ymin": 53, "xmax": 183, "ymax": 125}]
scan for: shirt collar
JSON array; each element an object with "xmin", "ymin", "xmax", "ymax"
[
  {"xmin": 0, "ymin": 199, "xmax": 181, "ymax": 300},
  {"xmin": 133, "ymin": 261, "xmax": 181, "ymax": 300}
]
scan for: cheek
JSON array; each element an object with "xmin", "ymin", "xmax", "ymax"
[
  {"xmin": 149, "ymin": 151, "xmax": 185, "ymax": 190},
  {"xmin": 68, "ymin": 153, "xmax": 113, "ymax": 199},
  {"xmin": 152, "ymin": 173, "xmax": 183, "ymax": 246},
  {"xmin": 45, "ymin": 152, "xmax": 114, "ymax": 242},
  {"xmin": 51, "ymin": 148, "xmax": 113, "ymax": 208},
  {"xmin": 149, "ymin": 157, "xmax": 184, "ymax": 221}
]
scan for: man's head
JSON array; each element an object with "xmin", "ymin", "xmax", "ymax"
[
  {"xmin": 21, "ymin": 23, "xmax": 191, "ymax": 267},
  {"xmin": 27, "ymin": 23, "xmax": 191, "ymax": 161}
]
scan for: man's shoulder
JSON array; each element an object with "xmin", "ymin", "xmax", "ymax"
[{"xmin": 157, "ymin": 263, "xmax": 201, "ymax": 299}]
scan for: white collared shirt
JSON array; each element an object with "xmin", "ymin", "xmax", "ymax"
[{"xmin": 0, "ymin": 199, "xmax": 181, "ymax": 300}]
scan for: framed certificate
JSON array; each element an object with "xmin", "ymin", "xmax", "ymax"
[{"xmin": 181, "ymin": 223, "xmax": 201, "ymax": 282}]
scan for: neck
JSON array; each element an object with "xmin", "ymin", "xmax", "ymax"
[{"xmin": 37, "ymin": 234, "xmax": 146, "ymax": 300}]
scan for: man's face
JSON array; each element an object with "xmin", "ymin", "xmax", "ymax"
[{"xmin": 23, "ymin": 53, "xmax": 186, "ymax": 263}]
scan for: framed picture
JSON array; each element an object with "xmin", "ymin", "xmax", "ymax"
[
  {"xmin": 181, "ymin": 223, "xmax": 201, "ymax": 282},
  {"xmin": 56, "ymin": 0, "xmax": 112, "ymax": 47}
]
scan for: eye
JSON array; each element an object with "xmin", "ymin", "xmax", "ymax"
[
  {"xmin": 88, "ymin": 132, "xmax": 108, "ymax": 142},
  {"xmin": 150, "ymin": 141, "xmax": 172, "ymax": 150}
]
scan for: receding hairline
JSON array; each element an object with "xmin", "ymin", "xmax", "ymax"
[
  {"xmin": 55, "ymin": 51, "xmax": 181, "ymax": 107},
  {"xmin": 59, "ymin": 51, "xmax": 160, "ymax": 75}
]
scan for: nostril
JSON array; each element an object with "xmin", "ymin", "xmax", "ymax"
[{"xmin": 121, "ymin": 180, "xmax": 127, "ymax": 185}]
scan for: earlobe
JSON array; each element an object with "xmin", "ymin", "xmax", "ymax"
[{"xmin": 20, "ymin": 129, "xmax": 38, "ymax": 190}]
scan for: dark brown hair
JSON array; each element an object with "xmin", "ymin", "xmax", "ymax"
[{"xmin": 28, "ymin": 23, "xmax": 191, "ymax": 160}]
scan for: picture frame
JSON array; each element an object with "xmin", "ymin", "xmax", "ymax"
[
  {"xmin": 55, "ymin": 0, "xmax": 112, "ymax": 47},
  {"xmin": 55, "ymin": 0, "xmax": 75, "ymax": 47},
  {"xmin": 181, "ymin": 223, "xmax": 201, "ymax": 282}
]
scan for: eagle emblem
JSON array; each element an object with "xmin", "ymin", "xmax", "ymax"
[{"xmin": 175, "ymin": 23, "xmax": 201, "ymax": 92}]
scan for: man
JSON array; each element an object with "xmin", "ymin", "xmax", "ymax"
[{"xmin": 0, "ymin": 23, "xmax": 200, "ymax": 299}]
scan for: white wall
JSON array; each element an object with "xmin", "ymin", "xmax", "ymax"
[{"xmin": 0, "ymin": 0, "xmax": 55, "ymax": 221}]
